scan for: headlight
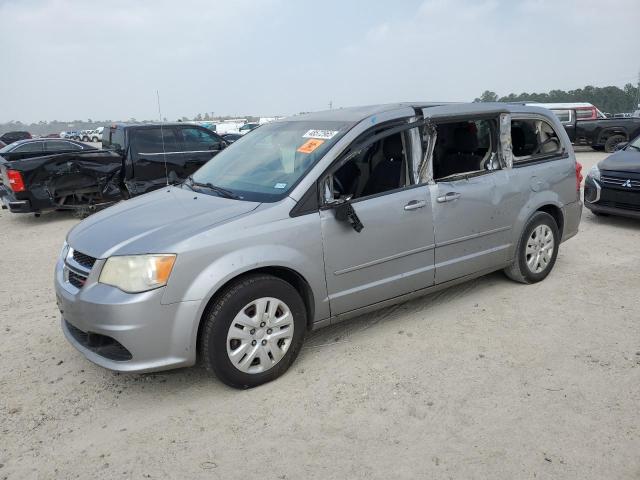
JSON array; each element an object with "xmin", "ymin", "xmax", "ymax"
[
  {"xmin": 99, "ymin": 254, "xmax": 176, "ymax": 293},
  {"xmin": 588, "ymin": 164, "xmax": 600, "ymax": 181},
  {"xmin": 60, "ymin": 241, "xmax": 70, "ymax": 260}
]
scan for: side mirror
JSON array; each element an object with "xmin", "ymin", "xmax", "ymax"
[
  {"xmin": 614, "ymin": 142, "xmax": 628, "ymax": 151},
  {"xmin": 327, "ymin": 195, "xmax": 363, "ymax": 232}
]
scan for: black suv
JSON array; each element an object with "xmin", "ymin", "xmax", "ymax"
[
  {"xmin": 0, "ymin": 123, "xmax": 227, "ymax": 214},
  {"xmin": 584, "ymin": 135, "xmax": 640, "ymax": 219}
]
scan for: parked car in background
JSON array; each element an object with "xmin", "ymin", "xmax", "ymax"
[
  {"xmin": 0, "ymin": 131, "xmax": 32, "ymax": 144},
  {"xmin": 239, "ymin": 122, "xmax": 260, "ymax": 134},
  {"xmin": 221, "ymin": 133, "xmax": 242, "ymax": 143},
  {"xmin": 584, "ymin": 134, "xmax": 640, "ymax": 219},
  {"xmin": 62, "ymin": 131, "xmax": 81, "ymax": 140},
  {"xmin": 91, "ymin": 127, "xmax": 104, "ymax": 142},
  {"xmin": 44, "ymin": 133, "xmax": 62, "ymax": 138},
  {"xmin": 79, "ymin": 130, "xmax": 94, "ymax": 142},
  {"xmin": 531, "ymin": 102, "xmax": 640, "ymax": 152},
  {"xmin": 54, "ymin": 103, "xmax": 582, "ymax": 388},
  {"xmin": 0, "ymin": 140, "xmax": 6, "ymax": 149},
  {"xmin": 0, "ymin": 138, "xmax": 95, "ymax": 162},
  {"xmin": 0, "ymin": 123, "xmax": 227, "ymax": 214}
]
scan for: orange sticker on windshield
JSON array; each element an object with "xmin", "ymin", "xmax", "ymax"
[{"xmin": 297, "ymin": 138, "xmax": 324, "ymax": 154}]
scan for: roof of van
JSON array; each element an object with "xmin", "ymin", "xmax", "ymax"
[{"xmin": 282, "ymin": 102, "xmax": 556, "ymax": 123}]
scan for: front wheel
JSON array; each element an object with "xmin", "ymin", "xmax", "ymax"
[
  {"xmin": 504, "ymin": 211, "xmax": 559, "ymax": 284},
  {"xmin": 604, "ymin": 134, "xmax": 626, "ymax": 153},
  {"xmin": 199, "ymin": 274, "xmax": 307, "ymax": 388}
]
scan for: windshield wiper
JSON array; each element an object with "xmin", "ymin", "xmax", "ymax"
[
  {"xmin": 628, "ymin": 144, "xmax": 640, "ymax": 152},
  {"xmin": 185, "ymin": 176, "xmax": 241, "ymax": 199}
]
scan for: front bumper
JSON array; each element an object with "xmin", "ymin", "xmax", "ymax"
[
  {"xmin": 55, "ymin": 255, "xmax": 202, "ymax": 373},
  {"xmin": 584, "ymin": 176, "xmax": 640, "ymax": 220}
]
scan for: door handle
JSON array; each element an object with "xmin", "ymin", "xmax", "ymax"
[
  {"xmin": 404, "ymin": 200, "xmax": 426, "ymax": 211},
  {"xmin": 436, "ymin": 192, "xmax": 461, "ymax": 203}
]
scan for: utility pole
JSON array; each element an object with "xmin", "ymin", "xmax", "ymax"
[
  {"xmin": 636, "ymin": 68, "xmax": 640, "ymax": 109},
  {"xmin": 329, "ymin": 100, "xmax": 333, "ymax": 110}
]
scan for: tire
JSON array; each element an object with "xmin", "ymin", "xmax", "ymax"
[
  {"xmin": 199, "ymin": 274, "xmax": 307, "ymax": 389},
  {"xmin": 504, "ymin": 211, "xmax": 559, "ymax": 284},
  {"xmin": 604, "ymin": 134, "xmax": 626, "ymax": 153},
  {"xmin": 91, "ymin": 137, "xmax": 98, "ymax": 142}
]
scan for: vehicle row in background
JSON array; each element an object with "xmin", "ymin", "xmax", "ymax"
[
  {"xmin": 60, "ymin": 127, "xmax": 102, "ymax": 142},
  {"xmin": 0, "ymin": 123, "xmax": 227, "ymax": 214},
  {"xmin": 530, "ymin": 102, "xmax": 640, "ymax": 152}
]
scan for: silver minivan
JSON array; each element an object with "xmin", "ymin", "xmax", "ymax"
[{"xmin": 55, "ymin": 103, "xmax": 583, "ymax": 388}]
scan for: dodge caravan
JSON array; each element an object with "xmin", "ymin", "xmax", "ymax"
[{"xmin": 55, "ymin": 103, "xmax": 583, "ymax": 388}]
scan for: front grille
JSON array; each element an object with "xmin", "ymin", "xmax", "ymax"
[
  {"xmin": 68, "ymin": 270, "xmax": 87, "ymax": 289},
  {"xmin": 600, "ymin": 172, "xmax": 640, "ymax": 191},
  {"xmin": 72, "ymin": 250, "xmax": 97, "ymax": 270},
  {"xmin": 65, "ymin": 320, "xmax": 133, "ymax": 361}
]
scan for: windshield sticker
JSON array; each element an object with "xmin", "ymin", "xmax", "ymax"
[
  {"xmin": 274, "ymin": 183, "xmax": 287, "ymax": 189},
  {"xmin": 297, "ymin": 138, "xmax": 325, "ymax": 154},
  {"xmin": 303, "ymin": 129, "xmax": 338, "ymax": 140}
]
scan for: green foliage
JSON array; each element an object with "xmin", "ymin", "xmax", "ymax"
[{"xmin": 475, "ymin": 84, "xmax": 640, "ymax": 114}]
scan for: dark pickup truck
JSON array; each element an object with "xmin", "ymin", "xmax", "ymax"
[
  {"xmin": 552, "ymin": 109, "xmax": 640, "ymax": 152},
  {"xmin": 0, "ymin": 123, "xmax": 227, "ymax": 214}
]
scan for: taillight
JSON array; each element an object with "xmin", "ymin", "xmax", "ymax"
[
  {"xmin": 7, "ymin": 169, "xmax": 25, "ymax": 192},
  {"xmin": 575, "ymin": 161, "xmax": 583, "ymax": 191}
]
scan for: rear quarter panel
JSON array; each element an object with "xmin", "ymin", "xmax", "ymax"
[{"xmin": 502, "ymin": 112, "xmax": 580, "ymax": 260}]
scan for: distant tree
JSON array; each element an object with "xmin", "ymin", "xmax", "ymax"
[
  {"xmin": 474, "ymin": 90, "xmax": 498, "ymax": 102},
  {"xmin": 195, "ymin": 113, "xmax": 203, "ymax": 121},
  {"xmin": 203, "ymin": 112, "xmax": 211, "ymax": 121}
]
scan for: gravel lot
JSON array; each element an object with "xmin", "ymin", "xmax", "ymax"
[{"xmin": 1, "ymin": 149, "xmax": 639, "ymax": 479}]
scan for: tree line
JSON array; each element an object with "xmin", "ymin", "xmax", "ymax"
[
  {"xmin": 474, "ymin": 84, "xmax": 640, "ymax": 114},
  {"xmin": 0, "ymin": 114, "xmax": 260, "ymax": 136}
]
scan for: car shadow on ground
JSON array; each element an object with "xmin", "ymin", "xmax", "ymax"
[
  {"xmin": 583, "ymin": 210, "xmax": 640, "ymax": 231},
  {"xmin": 103, "ymin": 271, "xmax": 511, "ymax": 394}
]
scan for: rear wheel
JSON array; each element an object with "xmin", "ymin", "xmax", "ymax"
[
  {"xmin": 504, "ymin": 211, "xmax": 559, "ymax": 284},
  {"xmin": 200, "ymin": 274, "xmax": 306, "ymax": 388},
  {"xmin": 604, "ymin": 134, "xmax": 626, "ymax": 153}
]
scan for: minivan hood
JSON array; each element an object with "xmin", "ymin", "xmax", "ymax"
[
  {"xmin": 67, "ymin": 186, "xmax": 260, "ymax": 258},
  {"xmin": 599, "ymin": 149, "xmax": 640, "ymax": 173}
]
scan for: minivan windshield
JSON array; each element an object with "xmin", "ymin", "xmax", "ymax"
[{"xmin": 190, "ymin": 120, "xmax": 352, "ymax": 202}]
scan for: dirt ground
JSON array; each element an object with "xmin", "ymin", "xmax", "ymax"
[{"xmin": 1, "ymin": 149, "xmax": 639, "ymax": 480}]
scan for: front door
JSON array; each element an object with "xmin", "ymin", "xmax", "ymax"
[{"xmin": 320, "ymin": 125, "xmax": 436, "ymax": 315}]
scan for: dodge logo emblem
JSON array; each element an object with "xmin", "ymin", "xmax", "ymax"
[{"xmin": 622, "ymin": 179, "xmax": 632, "ymax": 188}]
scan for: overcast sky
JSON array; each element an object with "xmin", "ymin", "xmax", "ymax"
[{"xmin": 1, "ymin": 0, "xmax": 638, "ymax": 123}]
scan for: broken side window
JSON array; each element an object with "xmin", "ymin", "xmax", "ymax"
[{"xmin": 430, "ymin": 119, "xmax": 498, "ymax": 181}]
